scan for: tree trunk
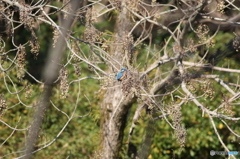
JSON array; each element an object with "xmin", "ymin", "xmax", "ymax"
[{"xmin": 99, "ymin": 1, "xmax": 135, "ymax": 158}]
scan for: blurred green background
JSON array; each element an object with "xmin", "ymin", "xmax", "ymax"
[{"xmin": 0, "ymin": 1, "xmax": 240, "ymax": 158}]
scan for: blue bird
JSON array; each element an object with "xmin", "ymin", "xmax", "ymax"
[{"xmin": 116, "ymin": 68, "xmax": 127, "ymax": 81}]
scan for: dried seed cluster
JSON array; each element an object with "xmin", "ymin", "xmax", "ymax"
[
  {"xmin": 0, "ymin": 94, "xmax": 6, "ymax": 117},
  {"xmin": 59, "ymin": 68, "xmax": 69, "ymax": 98},
  {"xmin": 220, "ymin": 96, "xmax": 235, "ymax": 116},
  {"xmin": 169, "ymin": 104, "xmax": 186, "ymax": 148},
  {"xmin": 19, "ymin": 5, "xmax": 39, "ymax": 57},
  {"xmin": 0, "ymin": 2, "xmax": 11, "ymax": 36},
  {"xmin": 233, "ymin": 34, "xmax": 240, "ymax": 52},
  {"xmin": 25, "ymin": 84, "xmax": 32, "ymax": 99},
  {"xmin": 196, "ymin": 24, "xmax": 210, "ymax": 43},
  {"xmin": 74, "ymin": 64, "xmax": 81, "ymax": 77},
  {"xmin": 121, "ymin": 70, "xmax": 141, "ymax": 97},
  {"xmin": 84, "ymin": 8, "xmax": 101, "ymax": 43},
  {"xmin": 201, "ymin": 80, "xmax": 214, "ymax": 100},
  {"xmin": 126, "ymin": 0, "xmax": 139, "ymax": 12},
  {"xmin": 30, "ymin": 34, "xmax": 40, "ymax": 58},
  {"xmin": 186, "ymin": 81, "xmax": 197, "ymax": 93},
  {"xmin": 84, "ymin": 26, "xmax": 102, "ymax": 44},
  {"xmin": 19, "ymin": 6, "xmax": 34, "ymax": 29},
  {"xmin": 217, "ymin": 1, "xmax": 226, "ymax": 14},
  {"xmin": 85, "ymin": 8, "xmax": 97, "ymax": 26},
  {"xmin": 185, "ymin": 38, "xmax": 197, "ymax": 53},
  {"xmin": 17, "ymin": 45, "xmax": 26, "ymax": 68},
  {"xmin": 17, "ymin": 45, "xmax": 26, "ymax": 81},
  {"xmin": 206, "ymin": 39, "xmax": 215, "ymax": 48}
]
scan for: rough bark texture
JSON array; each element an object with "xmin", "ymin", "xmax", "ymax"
[{"xmin": 99, "ymin": 1, "xmax": 135, "ymax": 158}]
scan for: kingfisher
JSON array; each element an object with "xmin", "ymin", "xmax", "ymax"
[{"xmin": 116, "ymin": 68, "xmax": 127, "ymax": 81}]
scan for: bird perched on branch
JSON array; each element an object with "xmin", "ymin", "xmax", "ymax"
[{"xmin": 116, "ymin": 68, "xmax": 127, "ymax": 81}]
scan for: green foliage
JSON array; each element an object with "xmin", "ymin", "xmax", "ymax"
[
  {"xmin": 2, "ymin": 26, "xmax": 240, "ymax": 158},
  {"xmin": 1, "ymin": 1, "xmax": 240, "ymax": 159}
]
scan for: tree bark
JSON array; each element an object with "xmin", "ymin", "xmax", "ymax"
[{"xmin": 99, "ymin": 1, "xmax": 135, "ymax": 158}]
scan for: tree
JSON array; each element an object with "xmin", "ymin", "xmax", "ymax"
[{"xmin": 0, "ymin": 0, "xmax": 240, "ymax": 158}]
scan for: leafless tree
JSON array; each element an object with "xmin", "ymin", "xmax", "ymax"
[{"xmin": 0, "ymin": 0, "xmax": 240, "ymax": 158}]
